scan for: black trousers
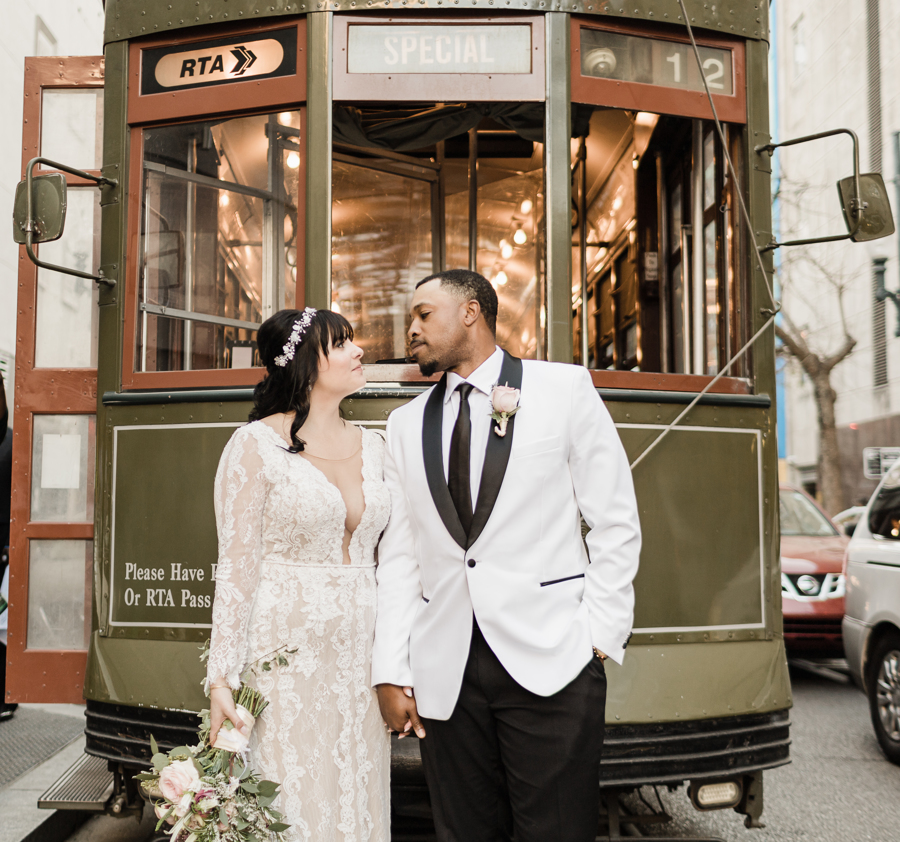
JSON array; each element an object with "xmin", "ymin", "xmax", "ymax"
[{"xmin": 419, "ymin": 622, "xmax": 607, "ymax": 842}]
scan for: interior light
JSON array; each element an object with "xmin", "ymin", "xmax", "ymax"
[
  {"xmin": 632, "ymin": 154, "xmax": 640, "ymax": 170},
  {"xmin": 520, "ymin": 199, "xmax": 533, "ymax": 214},
  {"xmin": 219, "ymin": 193, "xmax": 230, "ymax": 207},
  {"xmin": 286, "ymin": 152, "xmax": 300, "ymax": 169},
  {"xmin": 513, "ymin": 228, "xmax": 528, "ymax": 245},
  {"xmin": 279, "ymin": 111, "xmax": 293, "ymax": 125},
  {"xmin": 494, "ymin": 271, "xmax": 508, "ymax": 286},
  {"xmin": 539, "ymin": 305, "xmax": 546, "ymax": 329},
  {"xmin": 612, "ymin": 195, "xmax": 624, "ymax": 212},
  {"xmin": 500, "ymin": 240, "xmax": 513, "ymax": 259}
]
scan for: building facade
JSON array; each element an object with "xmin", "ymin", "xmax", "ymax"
[
  {"xmin": 0, "ymin": 1, "xmax": 104, "ymax": 414},
  {"xmin": 774, "ymin": 0, "xmax": 900, "ymax": 509}
]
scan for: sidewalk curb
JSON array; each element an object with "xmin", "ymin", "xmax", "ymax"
[{"xmin": 0, "ymin": 734, "xmax": 91, "ymax": 842}]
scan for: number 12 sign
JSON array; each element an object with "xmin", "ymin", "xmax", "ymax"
[{"xmin": 573, "ymin": 23, "xmax": 745, "ymax": 124}]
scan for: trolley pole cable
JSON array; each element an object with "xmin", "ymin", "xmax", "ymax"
[{"xmin": 629, "ymin": 2, "xmax": 780, "ymax": 470}]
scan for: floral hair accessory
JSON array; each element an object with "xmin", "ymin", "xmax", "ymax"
[
  {"xmin": 489, "ymin": 383, "xmax": 520, "ymax": 437},
  {"xmin": 273, "ymin": 307, "xmax": 317, "ymax": 368}
]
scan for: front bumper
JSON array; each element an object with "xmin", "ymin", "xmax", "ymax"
[{"xmin": 85, "ymin": 699, "xmax": 790, "ymax": 788}]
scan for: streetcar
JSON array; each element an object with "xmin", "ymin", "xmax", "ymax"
[{"xmin": 7, "ymin": 0, "xmax": 893, "ymax": 835}]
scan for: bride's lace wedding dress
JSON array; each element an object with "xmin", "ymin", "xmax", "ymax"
[{"xmin": 206, "ymin": 421, "xmax": 391, "ymax": 842}]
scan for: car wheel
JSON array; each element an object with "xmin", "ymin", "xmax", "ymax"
[{"xmin": 867, "ymin": 630, "xmax": 900, "ymax": 765}]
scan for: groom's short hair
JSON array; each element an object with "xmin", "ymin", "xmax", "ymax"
[{"xmin": 416, "ymin": 269, "xmax": 498, "ymax": 335}]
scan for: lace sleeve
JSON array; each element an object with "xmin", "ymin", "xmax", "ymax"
[{"xmin": 206, "ymin": 427, "xmax": 268, "ymax": 692}]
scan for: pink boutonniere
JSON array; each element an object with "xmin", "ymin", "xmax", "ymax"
[{"xmin": 489, "ymin": 383, "xmax": 521, "ymax": 437}]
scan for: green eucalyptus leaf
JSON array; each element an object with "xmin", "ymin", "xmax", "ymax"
[
  {"xmin": 269, "ymin": 822, "xmax": 291, "ymax": 833},
  {"xmin": 257, "ymin": 780, "xmax": 278, "ymax": 797},
  {"xmin": 261, "ymin": 662, "xmax": 272, "ymax": 672},
  {"xmin": 149, "ymin": 734, "xmax": 159, "ymax": 756}
]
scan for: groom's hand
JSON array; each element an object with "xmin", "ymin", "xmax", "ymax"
[{"xmin": 376, "ymin": 684, "xmax": 426, "ymax": 739}]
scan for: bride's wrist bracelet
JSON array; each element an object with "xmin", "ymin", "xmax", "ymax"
[{"xmin": 209, "ymin": 682, "xmax": 230, "ymax": 691}]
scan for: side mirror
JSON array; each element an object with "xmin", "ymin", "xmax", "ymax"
[
  {"xmin": 757, "ymin": 129, "xmax": 896, "ymax": 250},
  {"xmin": 11, "ymin": 156, "xmax": 117, "ymax": 286},
  {"xmin": 12, "ymin": 173, "xmax": 66, "ymax": 244},
  {"xmin": 844, "ymin": 522, "xmax": 857, "ymax": 538},
  {"xmin": 838, "ymin": 173, "xmax": 895, "ymax": 242}
]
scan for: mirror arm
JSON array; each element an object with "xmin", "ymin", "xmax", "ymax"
[
  {"xmin": 23, "ymin": 157, "xmax": 117, "ymax": 287},
  {"xmin": 755, "ymin": 128, "xmax": 864, "ymax": 251}
]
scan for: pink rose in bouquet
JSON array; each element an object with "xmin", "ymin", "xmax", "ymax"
[{"xmin": 158, "ymin": 758, "xmax": 200, "ymax": 803}]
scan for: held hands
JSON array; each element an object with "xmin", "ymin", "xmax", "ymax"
[
  {"xmin": 208, "ymin": 685, "xmax": 249, "ymax": 746},
  {"xmin": 376, "ymin": 684, "xmax": 426, "ymax": 739}
]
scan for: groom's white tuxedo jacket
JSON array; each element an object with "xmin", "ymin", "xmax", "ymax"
[{"xmin": 371, "ymin": 351, "xmax": 641, "ymax": 720}]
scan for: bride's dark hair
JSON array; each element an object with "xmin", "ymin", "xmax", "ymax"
[{"xmin": 249, "ymin": 308, "xmax": 355, "ymax": 453}]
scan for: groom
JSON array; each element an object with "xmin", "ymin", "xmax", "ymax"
[{"xmin": 372, "ymin": 269, "xmax": 641, "ymax": 842}]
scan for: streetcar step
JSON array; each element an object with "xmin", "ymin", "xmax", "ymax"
[{"xmin": 38, "ymin": 753, "xmax": 114, "ymax": 811}]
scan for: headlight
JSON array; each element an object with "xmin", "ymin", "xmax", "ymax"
[{"xmin": 689, "ymin": 779, "xmax": 742, "ymax": 810}]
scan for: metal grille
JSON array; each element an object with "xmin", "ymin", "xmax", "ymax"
[{"xmin": 38, "ymin": 752, "xmax": 113, "ymax": 811}]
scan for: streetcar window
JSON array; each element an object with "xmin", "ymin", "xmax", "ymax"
[
  {"xmin": 26, "ymin": 539, "xmax": 92, "ymax": 650},
  {"xmin": 572, "ymin": 110, "xmax": 745, "ymax": 376},
  {"xmin": 136, "ymin": 111, "xmax": 301, "ymax": 372},
  {"xmin": 35, "ymin": 188, "xmax": 100, "ymax": 369},
  {"xmin": 779, "ymin": 489, "xmax": 837, "ymax": 538},
  {"xmin": 331, "ymin": 105, "xmax": 544, "ymax": 362}
]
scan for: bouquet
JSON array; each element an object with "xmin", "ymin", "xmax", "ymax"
[{"xmin": 136, "ymin": 644, "xmax": 296, "ymax": 842}]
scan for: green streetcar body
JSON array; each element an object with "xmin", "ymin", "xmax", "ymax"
[{"xmin": 18, "ymin": 0, "xmax": 792, "ymax": 829}]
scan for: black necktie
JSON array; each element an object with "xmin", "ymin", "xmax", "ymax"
[{"xmin": 449, "ymin": 383, "xmax": 474, "ymax": 535}]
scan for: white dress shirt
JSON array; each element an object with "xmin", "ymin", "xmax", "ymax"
[{"xmin": 441, "ymin": 346, "xmax": 504, "ymax": 509}]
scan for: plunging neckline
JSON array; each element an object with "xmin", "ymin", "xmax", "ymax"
[{"xmin": 254, "ymin": 421, "xmax": 371, "ymax": 565}]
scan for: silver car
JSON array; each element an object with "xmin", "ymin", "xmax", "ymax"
[{"xmin": 844, "ymin": 462, "xmax": 900, "ymax": 765}]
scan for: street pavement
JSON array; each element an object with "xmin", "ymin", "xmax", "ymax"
[{"xmin": 51, "ymin": 662, "xmax": 900, "ymax": 842}]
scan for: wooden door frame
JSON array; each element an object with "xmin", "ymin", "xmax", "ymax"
[{"xmin": 7, "ymin": 56, "xmax": 104, "ymax": 704}]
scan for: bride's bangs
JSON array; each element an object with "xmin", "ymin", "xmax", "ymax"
[{"xmin": 318, "ymin": 310, "xmax": 354, "ymax": 356}]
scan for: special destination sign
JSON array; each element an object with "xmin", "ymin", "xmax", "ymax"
[
  {"xmin": 347, "ymin": 25, "xmax": 532, "ymax": 75},
  {"xmin": 141, "ymin": 28, "xmax": 297, "ymax": 95}
]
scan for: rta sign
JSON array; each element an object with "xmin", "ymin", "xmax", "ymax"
[
  {"xmin": 178, "ymin": 45, "xmax": 258, "ymax": 79},
  {"xmin": 140, "ymin": 29, "xmax": 296, "ymax": 95},
  {"xmin": 155, "ymin": 40, "xmax": 282, "ymax": 87}
]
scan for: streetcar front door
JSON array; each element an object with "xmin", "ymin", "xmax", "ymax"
[{"xmin": 7, "ymin": 56, "xmax": 104, "ymax": 704}]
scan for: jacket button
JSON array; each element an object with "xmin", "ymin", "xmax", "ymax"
[{"xmin": 467, "ymin": 559, "xmax": 476, "ymax": 568}]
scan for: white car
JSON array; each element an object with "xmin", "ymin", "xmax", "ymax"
[{"xmin": 843, "ymin": 462, "xmax": 900, "ymax": 765}]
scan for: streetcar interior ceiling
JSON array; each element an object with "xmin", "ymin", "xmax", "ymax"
[{"xmin": 136, "ymin": 102, "xmax": 744, "ymax": 378}]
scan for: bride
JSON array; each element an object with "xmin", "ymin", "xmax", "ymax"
[{"xmin": 205, "ymin": 307, "xmax": 391, "ymax": 842}]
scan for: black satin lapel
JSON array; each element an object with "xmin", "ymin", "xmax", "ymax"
[
  {"xmin": 422, "ymin": 376, "xmax": 468, "ymax": 549},
  {"xmin": 467, "ymin": 353, "xmax": 523, "ymax": 549}
]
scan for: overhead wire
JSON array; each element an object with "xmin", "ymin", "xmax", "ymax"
[{"xmin": 629, "ymin": 1, "xmax": 780, "ymax": 469}]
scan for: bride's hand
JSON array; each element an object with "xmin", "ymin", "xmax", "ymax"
[{"xmin": 209, "ymin": 685, "xmax": 246, "ymax": 745}]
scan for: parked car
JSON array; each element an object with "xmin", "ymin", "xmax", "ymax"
[
  {"xmin": 833, "ymin": 505, "xmax": 866, "ymax": 537},
  {"xmin": 844, "ymin": 464, "xmax": 900, "ymax": 765},
  {"xmin": 780, "ymin": 486, "xmax": 849, "ymax": 659}
]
